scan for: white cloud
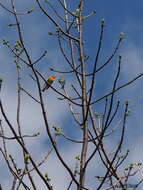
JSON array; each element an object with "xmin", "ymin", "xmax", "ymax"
[{"xmin": 122, "ymin": 44, "xmax": 143, "ymax": 77}]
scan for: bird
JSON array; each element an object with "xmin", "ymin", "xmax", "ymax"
[{"xmin": 42, "ymin": 75, "xmax": 55, "ymax": 92}]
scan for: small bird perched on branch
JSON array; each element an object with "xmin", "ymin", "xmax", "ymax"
[{"xmin": 42, "ymin": 75, "xmax": 55, "ymax": 92}]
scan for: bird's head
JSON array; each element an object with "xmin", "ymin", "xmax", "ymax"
[{"xmin": 49, "ymin": 75, "xmax": 55, "ymax": 81}]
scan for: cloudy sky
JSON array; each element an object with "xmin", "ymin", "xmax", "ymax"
[{"xmin": 0, "ymin": 0, "xmax": 143, "ymax": 189}]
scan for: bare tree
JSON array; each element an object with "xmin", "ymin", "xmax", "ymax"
[{"xmin": 0, "ymin": 0, "xmax": 142, "ymax": 189}]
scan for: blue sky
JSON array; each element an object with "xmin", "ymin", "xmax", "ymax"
[{"xmin": 0, "ymin": 0, "xmax": 143, "ymax": 189}]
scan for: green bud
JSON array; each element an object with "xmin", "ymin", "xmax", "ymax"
[
  {"xmin": 45, "ymin": 172, "xmax": 51, "ymax": 181},
  {"xmin": 7, "ymin": 24, "xmax": 14, "ymax": 27},
  {"xmin": 126, "ymin": 109, "xmax": 131, "ymax": 116},
  {"xmin": 2, "ymin": 39, "xmax": 9, "ymax": 45},
  {"xmin": 48, "ymin": 32, "xmax": 53, "ymax": 36},
  {"xmin": 15, "ymin": 41, "xmax": 22, "ymax": 48},
  {"xmin": 72, "ymin": 12, "xmax": 77, "ymax": 16},
  {"xmin": 95, "ymin": 176, "xmax": 103, "ymax": 181},
  {"xmin": 129, "ymin": 163, "xmax": 134, "ymax": 169},
  {"xmin": 49, "ymin": 67, "xmax": 54, "ymax": 71},
  {"xmin": 76, "ymin": 8, "xmax": 81, "ymax": 13},
  {"xmin": 55, "ymin": 128, "xmax": 62, "ymax": 136},
  {"xmin": 43, "ymin": 50, "xmax": 47, "ymax": 55},
  {"xmin": 17, "ymin": 168, "xmax": 22, "ymax": 174},
  {"xmin": 138, "ymin": 162, "xmax": 142, "ymax": 166},
  {"xmin": 45, "ymin": 172, "xmax": 48, "ymax": 179},
  {"xmin": 24, "ymin": 153, "xmax": 30, "ymax": 164},
  {"xmin": 116, "ymin": 100, "xmax": 120, "ymax": 105},
  {"xmin": 34, "ymin": 132, "xmax": 40, "ymax": 136},
  {"xmin": 94, "ymin": 112, "xmax": 102, "ymax": 118},
  {"xmin": 53, "ymin": 125, "xmax": 62, "ymax": 136},
  {"xmin": 27, "ymin": 8, "xmax": 35, "ymax": 14},
  {"xmin": 16, "ymin": 65, "xmax": 21, "ymax": 70},
  {"xmin": 101, "ymin": 18, "xmax": 105, "ymax": 27},
  {"xmin": 125, "ymin": 100, "xmax": 129, "ymax": 105},
  {"xmin": 119, "ymin": 54, "xmax": 122, "ymax": 59},
  {"xmin": 58, "ymin": 77, "xmax": 65, "ymax": 89},
  {"xmin": 119, "ymin": 32, "xmax": 125, "ymax": 40},
  {"xmin": 75, "ymin": 155, "xmax": 80, "ymax": 161}
]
